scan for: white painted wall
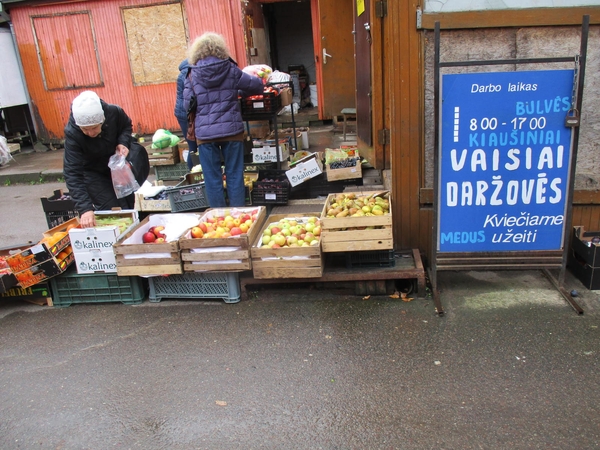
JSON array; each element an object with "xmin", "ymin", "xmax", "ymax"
[
  {"xmin": 0, "ymin": 28, "xmax": 27, "ymax": 108},
  {"xmin": 425, "ymin": 0, "xmax": 599, "ymax": 13}
]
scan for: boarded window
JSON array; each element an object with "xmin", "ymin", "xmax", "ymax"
[
  {"xmin": 122, "ymin": 3, "xmax": 187, "ymax": 86},
  {"xmin": 32, "ymin": 12, "xmax": 103, "ymax": 91}
]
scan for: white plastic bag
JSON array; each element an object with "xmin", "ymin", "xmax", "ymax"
[
  {"xmin": 0, "ymin": 136, "xmax": 15, "ymax": 166},
  {"xmin": 108, "ymin": 153, "xmax": 140, "ymax": 198}
]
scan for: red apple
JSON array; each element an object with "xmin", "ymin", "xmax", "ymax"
[
  {"xmin": 199, "ymin": 222, "xmax": 208, "ymax": 233},
  {"xmin": 142, "ymin": 231, "xmax": 156, "ymax": 243},
  {"xmin": 153, "ymin": 226, "xmax": 165, "ymax": 237},
  {"xmin": 230, "ymin": 227, "xmax": 243, "ymax": 236}
]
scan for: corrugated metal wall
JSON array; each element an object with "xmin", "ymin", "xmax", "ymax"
[{"xmin": 9, "ymin": 0, "xmax": 247, "ymax": 140}]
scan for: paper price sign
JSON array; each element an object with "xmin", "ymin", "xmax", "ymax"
[{"xmin": 438, "ymin": 70, "xmax": 574, "ymax": 252}]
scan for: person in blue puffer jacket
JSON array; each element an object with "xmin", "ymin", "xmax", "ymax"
[
  {"xmin": 174, "ymin": 59, "xmax": 198, "ymax": 171},
  {"xmin": 183, "ymin": 32, "xmax": 263, "ymax": 208}
]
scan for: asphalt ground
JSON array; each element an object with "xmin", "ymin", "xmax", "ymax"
[{"xmin": 1, "ymin": 136, "xmax": 600, "ymax": 448}]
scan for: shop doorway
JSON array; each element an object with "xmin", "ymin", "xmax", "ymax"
[{"xmin": 248, "ymin": 0, "xmax": 356, "ymax": 121}]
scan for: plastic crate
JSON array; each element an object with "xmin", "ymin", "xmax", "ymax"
[
  {"xmin": 164, "ymin": 182, "xmax": 209, "ymax": 212},
  {"xmin": 307, "ymin": 173, "xmax": 363, "ymax": 198},
  {"xmin": 41, "ymin": 189, "xmax": 76, "ymax": 212},
  {"xmin": 345, "ymin": 249, "xmax": 396, "ymax": 269},
  {"xmin": 251, "ymin": 169, "xmax": 290, "ymax": 206},
  {"xmin": 49, "ymin": 267, "xmax": 146, "ymax": 307},
  {"xmin": 240, "ymin": 91, "xmax": 282, "ymax": 116},
  {"xmin": 244, "ymin": 162, "xmax": 276, "ymax": 172},
  {"xmin": 148, "ymin": 272, "xmax": 241, "ymax": 304},
  {"xmin": 45, "ymin": 210, "xmax": 79, "ymax": 229},
  {"xmin": 41, "ymin": 190, "xmax": 79, "ymax": 228},
  {"xmin": 155, "ymin": 162, "xmax": 189, "ymax": 181}
]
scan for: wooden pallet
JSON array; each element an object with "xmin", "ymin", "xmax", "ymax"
[{"xmin": 239, "ymin": 248, "xmax": 426, "ymax": 300}]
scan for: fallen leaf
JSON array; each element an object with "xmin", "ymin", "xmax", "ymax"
[
  {"xmin": 401, "ymin": 292, "xmax": 414, "ymax": 302},
  {"xmin": 389, "ymin": 291, "xmax": 400, "ymax": 299},
  {"xmin": 362, "ymin": 295, "xmax": 371, "ymax": 300},
  {"xmin": 215, "ymin": 400, "xmax": 227, "ymax": 406}
]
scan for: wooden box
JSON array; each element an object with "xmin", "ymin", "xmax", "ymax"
[
  {"xmin": 250, "ymin": 213, "xmax": 323, "ymax": 279},
  {"xmin": 134, "ymin": 193, "xmax": 172, "ymax": 212},
  {"xmin": 179, "ymin": 206, "xmax": 267, "ymax": 272},
  {"xmin": 143, "ymin": 143, "xmax": 180, "ymax": 166},
  {"xmin": 320, "ymin": 191, "xmax": 393, "ymax": 252},
  {"xmin": 325, "ymin": 161, "xmax": 362, "ymax": 181},
  {"xmin": 113, "ymin": 213, "xmax": 200, "ymax": 276}
]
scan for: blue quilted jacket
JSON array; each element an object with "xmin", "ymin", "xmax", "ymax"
[
  {"xmin": 174, "ymin": 59, "xmax": 190, "ymax": 121},
  {"xmin": 183, "ymin": 56, "xmax": 263, "ymax": 141}
]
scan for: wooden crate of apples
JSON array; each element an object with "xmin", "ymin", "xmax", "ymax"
[
  {"xmin": 179, "ymin": 207, "xmax": 267, "ymax": 272},
  {"xmin": 250, "ymin": 214, "xmax": 323, "ymax": 279},
  {"xmin": 320, "ymin": 191, "xmax": 393, "ymax": 252},
  {"xmin": 113, "ymin": 213, "xmax": 200, "ymax": 276}
]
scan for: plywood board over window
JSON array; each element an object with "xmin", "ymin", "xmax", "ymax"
[
  {"xmin": 32, "ymin": 12, "xmax": 103, "ymax": 91},
  {"xmin": 122, "ymin": 2, "xmax": 187, "ymax": 86}
]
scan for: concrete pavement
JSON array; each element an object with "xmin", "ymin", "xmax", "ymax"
[{"xmin": 1, "ymin": 135, "xmax": 600, "ymax": 448}]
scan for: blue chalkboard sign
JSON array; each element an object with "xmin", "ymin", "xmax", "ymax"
[{"xmin": 438, "ymin": 70, "xmax": 575, "ymax": 252}]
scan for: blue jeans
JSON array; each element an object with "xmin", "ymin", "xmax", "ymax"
[
  {"xmin": 177, "ymin": 117, "xmax": 198, "ymax": 171},
  {"xmin": 198, "ymin": 140, "xmax": 245, "ymax": 207}
]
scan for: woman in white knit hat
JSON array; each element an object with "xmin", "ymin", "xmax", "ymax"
[{"xmin": 63, "ymin": 91, "xmax": 149, "ymax": 228}]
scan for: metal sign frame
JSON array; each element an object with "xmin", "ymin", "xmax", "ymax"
[{"xmin": 430, "ymin": 16, "xmax": 590, "ymax": 316}]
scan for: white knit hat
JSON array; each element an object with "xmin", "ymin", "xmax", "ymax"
[{"xmin": 72, "ymin": 91, "xmax": 105, "ymax": 127}]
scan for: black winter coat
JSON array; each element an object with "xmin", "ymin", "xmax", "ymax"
[{"xmin": 63, "ymin": 100, "xmax": 134, "ymax": 214}]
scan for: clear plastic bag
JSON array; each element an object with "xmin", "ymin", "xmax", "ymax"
[
  {"xmin": 108, "ymin": 153, "xmax": 140, "ymax": 199},
  {"xmin": 0, "ymin": 136, "xmax": 15, "ymax": 166}
]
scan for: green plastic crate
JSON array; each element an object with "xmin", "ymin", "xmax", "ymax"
[
  {"xmin": 49, "ymin": 267, "xmax": 146, "ymax": 307},
  {"xmin": 155, "ymin": 162, "xmax": 188, "ymax": 181},
  {"xmin": 148, "ymin": 272, "xmax": 240, "ymax": 304}
]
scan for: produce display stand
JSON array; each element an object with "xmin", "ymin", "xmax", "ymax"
[
  {"xmin": 242, "ymin": 81, "xmax": 298, "ymax": 170},
  {"xmin": 239, "ymin": 248, "xmax": 425, "ymax": 301},
  {"xmin": 238, "ymin": 202, "xmax": 425, "ymax": 300}
]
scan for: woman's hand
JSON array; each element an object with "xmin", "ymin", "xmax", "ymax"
[
  {"xmin": 80, "ymin": 210, "xmax": 96, "ymax": 228},
  {"xmin": 116, "ymin": 144, "xmax": 129, "ymax": 157}
]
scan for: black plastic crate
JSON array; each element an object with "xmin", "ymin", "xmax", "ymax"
[
  {"xmin": 240, "ymin": 91, "xmax": 282, "ymax": 116},
  {"xmin": 251, "ymin": 169, "xmax": 289, "ymax": 205},
  {"xmin": 165, "ymin": 182, "xmax": 209, "ymax": 212},
  {"xmin": 307, "ymin": 173, "xmax": 363, "ymax": 198},
  {"xmin": 41, "ymin": 190, "xmax": 79, "ymax": 227},
  {"xmin": 345, "ymin": 249, "xmax": 396, "ymax": 269},
  {"xmin": 45, "ymin": 210, "xmax": 79, "ymax": 229},
  {"xmin": 41, "ymin": 189, "xmax": 76, "ymax": 212}
]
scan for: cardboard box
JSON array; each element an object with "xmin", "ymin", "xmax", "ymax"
[
  {"xmin": 252, "ymin": 143, "xmax": 290, "ymax": 164},
  {"xmin": 69, "ymin": 210, "xmax": 139, "ymax": 274},
  {"xmin": 179, "ymin": 206, "xmax": 267, "ymax": 272},
  {"xmin": 247, "ymin": 121, "xmax": 271, "ymax": 139},
  {"xmin": 0, "ymin": 282, "xmax": 52, "ymax": 305},
  {"xmin": 72, "ymin": 249, "xmax": 118, "ymax": 274},
  {"xmin": 320, "ymin": 191, "xmax": 393, "ymax": 252},
  {"xmin": 250, "ymin": 213, "xmax": 323, "ymax": 279},
  {"xmin": 285, "ymin": 153, "xmax": 323, "ymax": 187},
  {"xmin": 326, "ymin": 161, "xmax": 362, "ymax": 181},
  {"xmin": 280, "ymin": 87, "xmax": 293, "ymax": 106},
  {"xmin": 6, "ymin": 218, "xmax": 77, "ymax": 273},
  {"xmin": 113, "ymin": 213, "xmax": 201, "ymax": 276},
  {"xmin": 13, "ymin": 250, "xmax": 75, "ymax": 289}
]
